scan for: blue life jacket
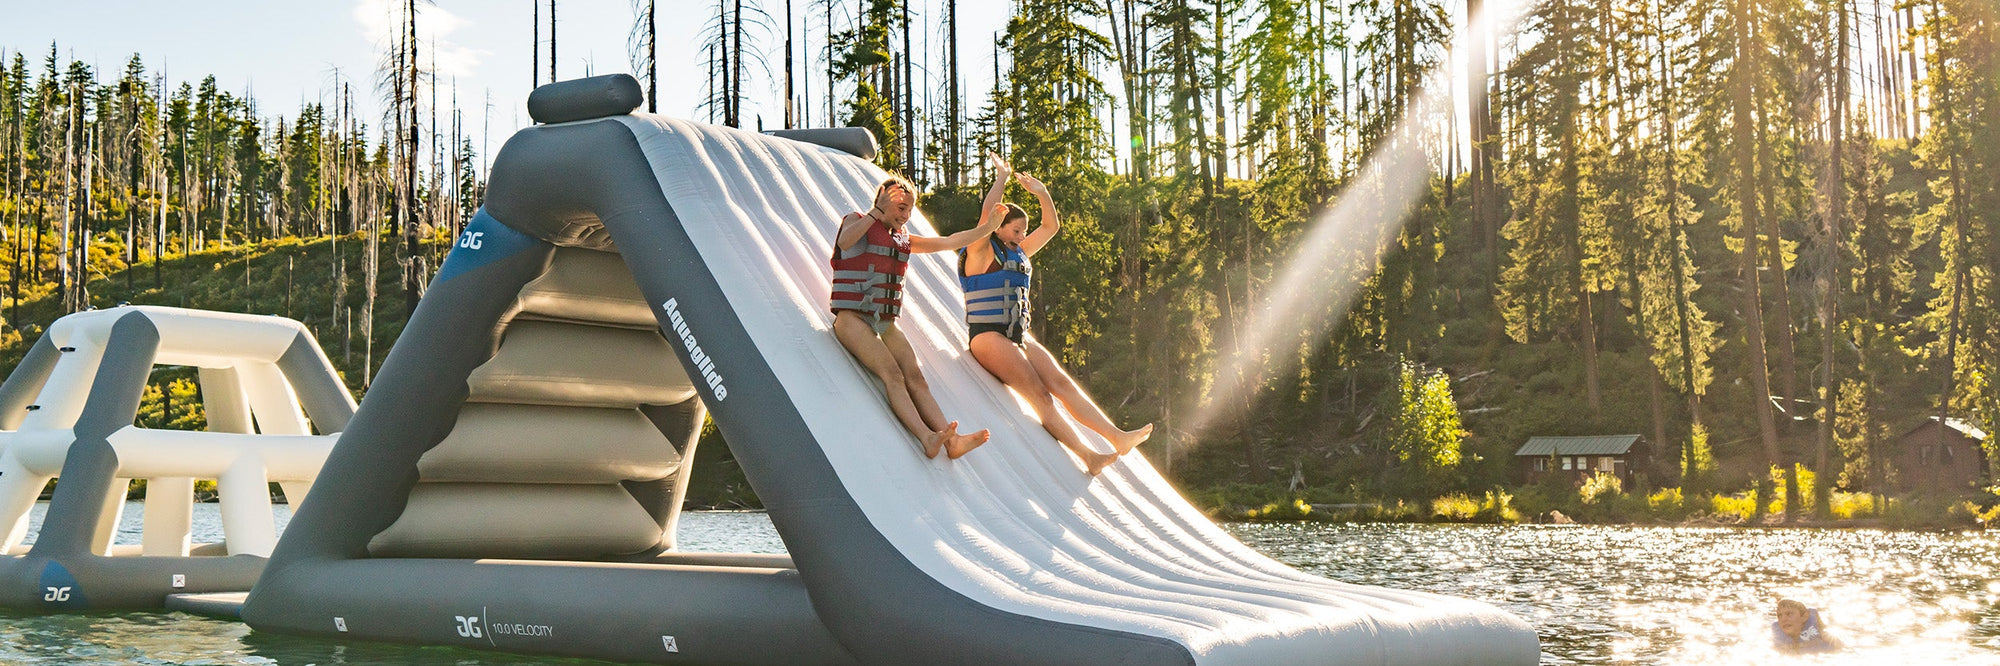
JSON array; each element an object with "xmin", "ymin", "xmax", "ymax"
[
  {"xmin": 960, "ymin": 236, "xmax": 1032, "ymax": 338},
  {"xmin": 1771, "ymin": 609, "xmax": 1837, "ymax": 654}
]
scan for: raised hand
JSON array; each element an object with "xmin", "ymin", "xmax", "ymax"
[
  {"xmin": 979, "ymin": 203, "xmax": 1008, "ymax": 231},
  {"xmin": 989, "ymin": 150, "xmax": 1013, "ymax": 178},
  {"xmin": 1014, "ymin": 172, "xmax": 1048, "ymax": 197}
]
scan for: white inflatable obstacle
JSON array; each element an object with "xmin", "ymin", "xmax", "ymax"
[
  {"xmin": 0, "ymin": 306, "xmax": 353, "ymax": 609},
  {"xmin": 244, "ymin": 74, "xmax": 1537, "ymax": 665}
]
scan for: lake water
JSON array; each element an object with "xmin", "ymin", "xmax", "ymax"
[{"xmin": 4, "ymin": 506, "xmax": 1998, "ymax": 664}]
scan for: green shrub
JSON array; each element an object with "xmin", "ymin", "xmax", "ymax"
[
  {"xmin": 1431, "ymin": 494, "xmax": 1481, "ymax": 521},
  {"xmin": 1764, "ymin": 464, "xmax": 1818, "ymax": 516},
  {"xmin": 1829, "ymin": 491, "xmax": 1878, "ymax": 520},
  {"xmin": 1881, "ymin": 495, "xmax": 1978, "ymax": 530},
  {"xmin": 1579, "ymin": 472, "xmax": 1623, "ymax": 505},
  {"xmin": 1241, "ymin": 498, "xmax": 1316, "ymax": 521},
  {"xmin": 1429, "ymin": 491, "xmax": 1522, "ymax": 523},
  {"xmin": 1646, "ymin": 487, "xmax": 1687, "ymax": 519},
  {"xmin": 1709, "ymin": 491, "xmax": 1757, "ymax": 522}
]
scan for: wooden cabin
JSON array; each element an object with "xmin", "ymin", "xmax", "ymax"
[
  {"xmin": 1894, "ymin": 417, "xmax": 1989, "ymax": 493},
  {"xmin": 1515, "ymin": 435, "xmax": 1646, "ymax": 485}
]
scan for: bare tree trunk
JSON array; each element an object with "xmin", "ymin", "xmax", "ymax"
[
  {"xmin": 901, "ymin": 0, "xmax": 915, "ymax": 178},
  {"xmin": 1924, "ymin": 0, "xmax": 1969, "ymax": 464},
  {"xmin": 1651, "ymin": 0, "xmax": 1705, "ymax": 479},
  {"xmin": 1813, "ymin": 0, "xmax": 1854, "ymax": 520},
  {"xmin": 1732, "ymin": 0, "xmax": 1784, "ymax": 519},
  {"xmin": 947, "ymin": 0, "xmax": 961, "ymax": 184},
  {"xmin": 533, "ymin": 1, "xmax": 540, "ymax": 88},
  {"xmin": 406, "ymin": 0, "xmax": 425, "ymax": 318},
  {"xmin": 783, "ymin": 0, "xmax": 791, "ymax": 126}
]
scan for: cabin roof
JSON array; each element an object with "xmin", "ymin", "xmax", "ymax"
[
  {"xmin": 1514, "ymin": 434, "xmax": 1643, "ymax": 457},
  {"xmin": 1903, "ymin": 417, "xmax": 1988, "ymax": 442}
]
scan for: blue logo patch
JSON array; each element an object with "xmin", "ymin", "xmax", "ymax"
[
  {"xmin": 37, "ymin": 560, "xmax": 86, "ymax": 609},
  {"xmin": 433, "ymin": 209, "xmax": 542, "ymax": 284}
]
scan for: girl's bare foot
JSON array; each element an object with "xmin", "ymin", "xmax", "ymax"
[
  {"xmin": 920, "ymin": 424, "xmax": 954, "ymax": 459},
  {"xmin": 945, "ymin": 427, "xmax": 990, "ymax": 459},
  {"xmin": 1085, "ymin": 451, "xmax": 1119, "ymax": 476},
  {"xmin": 1112, "ymin": 423, "xmax": 1154, "ymax": 455}
]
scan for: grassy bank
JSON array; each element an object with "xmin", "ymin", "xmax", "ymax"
[{"xmin": 1204, "ymin": 474, "xmax": 2000, "ymax": 531}]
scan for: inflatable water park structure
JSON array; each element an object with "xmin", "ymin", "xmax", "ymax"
[
  {"xmin": 0, "ymin": 74, "xmax": 1537, "ymax": 664},
  {"xmin": 0, "ymin": 307, "xmax": 351, "ymax": 608}
]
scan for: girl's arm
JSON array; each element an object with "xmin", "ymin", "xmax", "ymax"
[
  {"xmin": 834, "ymin": 212, "xmax": 872, "ymax": 252},
  {"xmin": 981, "ymin": 151, "xmax": 1013, "ymax": 216},
  {"xmin": 1016, "ymin": 173, "xmax": 1060, "ymax": 257},
  {"xmin": 912, "ymin": 204, "xmax": 1005, "ymax": 254},
  {"xmin": 960, "ymin": 204, "xmax": 1010, "ymax": 275}
]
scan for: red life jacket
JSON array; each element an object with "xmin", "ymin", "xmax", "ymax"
[{"xmin": 830, "ymin": 214, "xmax": 911, "ymax": 325}]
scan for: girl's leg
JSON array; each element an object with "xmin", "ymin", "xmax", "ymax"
[
  {"xmin": 834, "ymin": 312, "xmax": 952, "ymax": 457},
  {"xmin": 880, "ymin": 321, "xmax": 988, "ymax": 457},
  {"xmin": 1022, "ymin": 335, "xmax": 1152, "ymax": 455},
  {"xmin": 971, "ymin": 332, "xmax": 1115, "ymax": 475}
]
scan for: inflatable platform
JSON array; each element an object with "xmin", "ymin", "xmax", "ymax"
[
  {"xmin": 0, "ymin": 307, "xmax": 352, "ymax": 610},
  {"xmin": 240, "ymin": 74, "xmax": 1537, "ymax": 664}
]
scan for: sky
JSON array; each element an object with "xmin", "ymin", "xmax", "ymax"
[{"xmin": 0, "ymin": 0, "xmax": 1019, "ymax": 168}]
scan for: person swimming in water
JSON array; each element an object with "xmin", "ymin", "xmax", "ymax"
[
  {"xmin": 831, "ymin": 175, "xmax": 1000, "ymax": 460},
  {"xmin": 958, "ymin": 153, "xmax": 1152, "ymax": 476},
  {"xmin": 1771, "ymin": 598, "xmax": 1840, "ymax": 654}
]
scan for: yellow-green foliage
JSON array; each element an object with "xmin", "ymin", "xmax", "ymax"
[
  {"xmin": 1681, "ymin": 422, "xmax": 1715, "ymax": 483},
  {"xmin": 1830, "ymin": 492, "xmax": 1878, "ymax": 520},
  {"xmin": 1579, "ymin": 472, "xmax": 1623, "ymax": 505},
  {"xmin": 1948, "ymin": 501, "xmax": 2000, "ymax": 526},
  {"xmin": 1710, "ymin": 492, "xmax": 1757, "ymax": 521},
  {"xmin": 136, "ymin": 376, "xmax": 206, "ymax": 431},
  {"xmin": 1431, "ymin": 494, "xmax": 1481, "ymax": 521},
  {"xmin": 1765, "ymin": 464, "xmax": 1818, "ymax": 515},
  {"xmin": 1430, "ymin": 490, "xmax": 1522, "ymax": 523},
  {"xmin": 1242, "ymin": 498, "xmax": 1315, "ymax": 521},
  {"xmin": 1647, "ymin": 487, "xmax": 1685, "ymax": 514},
  {"xmin": 1389, "ymin": 359, "xmax": 1465, "ymax": 495}
]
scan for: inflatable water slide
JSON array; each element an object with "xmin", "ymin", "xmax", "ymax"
[{"xmin": 237, "ymin": 75, "xmax": 1537, "ymax": 664}]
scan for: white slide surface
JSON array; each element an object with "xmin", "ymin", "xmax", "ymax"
[{"xmin": 615, "ymin": 115, "xmax": 1534, "ymax": 664}]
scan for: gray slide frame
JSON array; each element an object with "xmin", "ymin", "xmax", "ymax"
[{"xmin": 244, "ymin": 76, "xmax": 1189, "ymax": 665}]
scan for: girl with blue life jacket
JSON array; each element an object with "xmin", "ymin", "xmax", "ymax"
[
  {"xmin": 960, "ymin": 154, "xmax": 1153, "ymax": 476},
  {"xmin": 1771, "ymin": 598, "xmax": 1840, "ymax": 654},
  {"xmin": 831, "ymin": 175, "xmax": 1001, "ymax": 460}
]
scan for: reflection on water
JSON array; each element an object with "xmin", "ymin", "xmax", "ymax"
[
  {"xmin": 1228, "ymin": 522, "xmax": 2000, "ymax": 665},
  {"xmin": 21, "ymin": 501, "xmax": 294, "ymax": 546},
  {"xmin": 3, "ymin": 512, "xmax": 1998, "ymax": 664}
]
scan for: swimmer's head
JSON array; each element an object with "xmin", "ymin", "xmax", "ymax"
[{"xmin": 1775, "ymin": 599, "xmax": 1810, "ymax": 638}]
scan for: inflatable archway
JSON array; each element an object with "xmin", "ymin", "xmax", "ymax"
[
  {"xmin": 242, "ymin": 74, "xmax": 1537, "ymax": 665},
  {"xmin": 0, "ymin": 307, "xmax": 352, "ymax": 609}
]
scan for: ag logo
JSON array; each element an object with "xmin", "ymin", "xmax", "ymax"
[
  {"xmin": 42, "ymin": 586, "xmax": 70, "ymax": 602},
  {"xmin": 454, "ymin": 615, "xmax": 485, "ymax": 639},
  {"xmin": 457, "ymin": 231, "xmax": 485, "ymax": 250}
]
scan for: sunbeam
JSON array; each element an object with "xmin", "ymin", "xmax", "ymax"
[{"xmin": 1183, "ymin": 0, "xmax": 1528, "ymax": 439}]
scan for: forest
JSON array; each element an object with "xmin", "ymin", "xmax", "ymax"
[{"xmin": 0, "ymin": 0, "xmax": 1994, "ymax": 521}]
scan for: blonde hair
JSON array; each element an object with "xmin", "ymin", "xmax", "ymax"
[{"xmin": 1776, "ymin": 599, "xmax": 1807, "ymax": 616}]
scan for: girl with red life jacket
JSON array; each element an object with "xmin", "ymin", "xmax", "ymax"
[
  {"xmin": 831, "ymin": 175, "xmax": 1001, "ymax": 460},
  {"xmin": 960, "ymin": 154, "xmax": 1153, "ymax": 476}
]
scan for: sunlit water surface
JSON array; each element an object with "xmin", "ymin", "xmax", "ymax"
[{"xmin": 3, "ymin": 507, "xmax": 1996, "ymax": 664}]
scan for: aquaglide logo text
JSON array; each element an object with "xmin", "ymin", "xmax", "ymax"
[{"xmin": 663, "ymin": 298, "xmax": 728, "ymax": 401}]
